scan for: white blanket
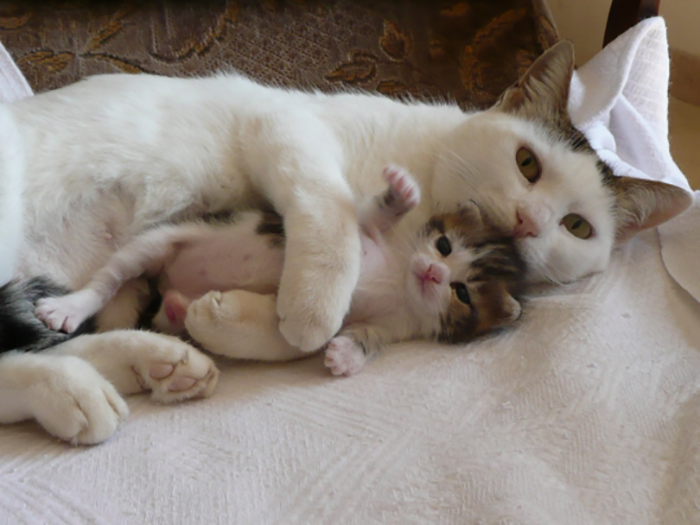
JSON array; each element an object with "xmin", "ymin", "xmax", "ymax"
[{"xmin": 2, "ymin": 19, "xmax": 700, "ymax": 525}]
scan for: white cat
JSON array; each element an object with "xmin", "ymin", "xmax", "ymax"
[{"xmin": 0, "ymin": 41, "xmax": 690, "ymax": 444}]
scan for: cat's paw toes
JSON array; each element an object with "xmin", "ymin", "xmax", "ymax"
[
  {"xmin": 185, "ymin": 290, "xmax": 243, "ymax": 334},
  {"xmin": 130, "ymin": 336, "xmax": 219, "ymax": 403},
  {"xmin": 35, "ymin": 293, "xmax": 94, "ymax": 333},
  {"xmin": 383, "ymin": 164, "xmax": 421, "ymax": 211},
  {"xmin": 30, "ymin": 356, "xmax": 129, "ymax": 445},
  {"xmin": 324, "ymin": 336, "xmax": 367, "ymax": 377},
  {"xmin": 186, "ymin": 291, "xmax": 225, "ymax": 322}
]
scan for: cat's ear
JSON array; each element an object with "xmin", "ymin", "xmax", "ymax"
[
  {"xmin": 609, "ymin": 176, "xmax": 693, "ymax": 244},
  {"xmin": 494, "ymin": 40, "xmax": 575, "ymax": 119}
]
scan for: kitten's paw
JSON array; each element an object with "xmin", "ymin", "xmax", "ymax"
[
  {"xmin": 26, "ymin": 356, "xmax": 129, "ymax": 445},
  {"xmin": 186, "ymin": 290, "xmax": 237, "ymax": 327},
  {"xmin": 383, "ymin": 164, "xmax": 421, "ymax": 215},
  {"xmin": 35, "ymin": 289, "xmax": 101, "ymax": 333},
  {"xmin": 128, "ymin": 335, "xmax": 219, "ymax": 403},
  {"xmin": 324, "ymin": 336, "xmax": 367, "ymax": 376}
]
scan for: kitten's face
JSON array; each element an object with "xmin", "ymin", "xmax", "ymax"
[
  {"xmin": 404, "ymin": 207, "xmax": 525, "ymax": 343},
  {"xmin": 432, "ymin": 41, "xmax": 691, "ymax": 285}
]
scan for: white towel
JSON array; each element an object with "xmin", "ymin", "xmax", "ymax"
[{"xmin": 568, "ymin": 17, "xmax": 699, "ymax": 302}]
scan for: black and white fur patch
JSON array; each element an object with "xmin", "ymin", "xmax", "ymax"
[{"xmin": 0, "ymin": 277, "xmax": 96, "ymax": 354}]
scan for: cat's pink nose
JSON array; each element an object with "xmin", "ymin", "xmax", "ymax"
[
  {"xmin": 423, "ymin": 264, "xmax": 443, "ymax": 284},
  {"xmin": 514, "ymin": 210, "xmax": 540, "ymax": 238}
]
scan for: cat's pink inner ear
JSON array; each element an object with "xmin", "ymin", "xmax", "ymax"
[{"xmin": 612, "ymin": 177, "xmax": 693, "ymax": 244}]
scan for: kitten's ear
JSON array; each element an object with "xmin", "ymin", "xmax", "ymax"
[
  {"xmin": 494, "ymin": 40, "xmax": 575, "ymax": 119},
  {"xmin": 476, "ymin": 283, "xmax": 523, "ymax": 334},
  {"xmin": 609, "ymin": 176, "xmax": 693, "ymax": 244}
]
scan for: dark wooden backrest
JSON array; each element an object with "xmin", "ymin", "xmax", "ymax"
[{"xmin": 604, "ymin": 0, "xmax": 660, "ymax": 45}]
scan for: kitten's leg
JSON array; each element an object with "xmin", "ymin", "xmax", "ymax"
[
  {"xmin": 358, "ymin": 164, "xmax": 421, "ymax": 234},
  {"xmin": 47, "ymin": 330, "xmax": 219, "ymax": 403},
  {"xmin": 242, "ymin": 115, "xmax": 360, "ymax": 352},
  {"xmin": 96, "ymin": 278, "xmax": 151, "ymax": 332},
  {"xmin": 185, "ymin": 290, "xmax": 306, "ymax": 361},
  {"xmin": 324, "ymin": 324, "xmax": 393, "ymax": 377},
  {"xmin": 0, "ymin": 352, "xmax": 129, "ymax": 445},
  {"xmin": 35, "ymin": 224, "xmax": 207, "ymax": 333}
]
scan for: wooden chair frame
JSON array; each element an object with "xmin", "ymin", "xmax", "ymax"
[{"xmin": 604, "ymin": 0, "xmax": 660, "ymax": 45}]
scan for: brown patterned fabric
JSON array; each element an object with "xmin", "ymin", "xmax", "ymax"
[{"xmin": 0, "ymin": 0, "xmax": 558, "ymax": 109}]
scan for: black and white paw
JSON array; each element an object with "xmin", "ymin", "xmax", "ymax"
[{"xmin": 324, "ymin": 336, "xmax": 367, "ymax": 377}]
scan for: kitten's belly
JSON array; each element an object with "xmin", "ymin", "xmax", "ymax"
[
  {"xmin": 165, "ymin": 234, "xmax": 284, "ymax": 297},
  {"xmin": 345, "ymin": 235, "xmax": 397, "ymax": 323}
]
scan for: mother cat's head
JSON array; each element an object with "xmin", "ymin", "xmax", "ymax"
[{"xmin": 432, "ymin": 41, "xmax": 692, "ymax": 284}]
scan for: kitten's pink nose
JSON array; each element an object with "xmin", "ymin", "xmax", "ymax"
[
  {"xmin": 422, "ymin": 264, "xmax": 443, "ymax": 284},
  {"xmin": 514, "ymin": 209, "xmax": 541, "ymax": 238}
]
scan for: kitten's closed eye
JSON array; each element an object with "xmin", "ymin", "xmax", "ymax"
[{"xmin": 436, "ymin": 236, "xmax": 452, "ymax": 256}]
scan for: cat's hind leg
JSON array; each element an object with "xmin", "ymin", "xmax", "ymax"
[
  {"xmin": 35, "ymin": 223, "xmax": 208, "ymax": 333},
  {"xmin": 185, "ymin": 290, "xmax": 306, "ymax": 361},
  {"xmin": 48, "ymin": 330, "xmax": 219, "ymax": 403}
]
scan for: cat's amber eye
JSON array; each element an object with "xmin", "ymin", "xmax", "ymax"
[
  {"xmin": 516, "ymin": 147, "xmax": 541, "ymax": 183},
  {"xmin": 436, "ymin": 236, "xmax": 452, "ymax": 257},
  {"xmin": 451, "ymin": 282, "xmax": 471, "ymax": 305},
  {"xmin": 562, "ymin": 213, "xmax": 593, "ymax": 239}
]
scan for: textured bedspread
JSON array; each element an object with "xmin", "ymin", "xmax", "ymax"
[{"xmin": 1, "ymin": 217, "xmax": 699, "ymax": 524}]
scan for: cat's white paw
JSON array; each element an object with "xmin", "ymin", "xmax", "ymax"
[
  {"xmin": 383, "ymin": 164, "xmax": 421, "ymax": 214},
  {"xmin": 324, "ymin": 336, "xmax": 367, "ymax": 376},
  {"xmin": 124, "ymin": 334, "xmax": 219, "ymax": 403},
  {"xmin": 277, "ymin": 275, "xmax": 352, "ymax": 353},
  {"xmin": 35, "ymin": 289, "xmax": 101, "ymax": 333},
  {"xmin": 25, "ymin": 356, "xmax": 129, "ymax": 445}
]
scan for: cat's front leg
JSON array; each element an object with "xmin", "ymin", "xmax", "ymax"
[
  {"xmin": 0, "ymin": 352, "xmax": 129, "ymax": 445},
  {"xmin": 185, "ymin": 290, "xmax": 306, "ymax": 362},
  {"xmin": 275, "ymin": 194, "xmax": 361, "ymax": 353},
  {"xmin": 324, "ymin": 324, "xmax": 393, "ymax": 376},
  {"xmin": 242, "ymin": 114, "xmax": 361, "ymax": 352}
]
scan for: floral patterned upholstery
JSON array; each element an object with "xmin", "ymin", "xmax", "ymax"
[{"xmin": 0, "ymin": 0, "xmax": 558, "ymax": 108}]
